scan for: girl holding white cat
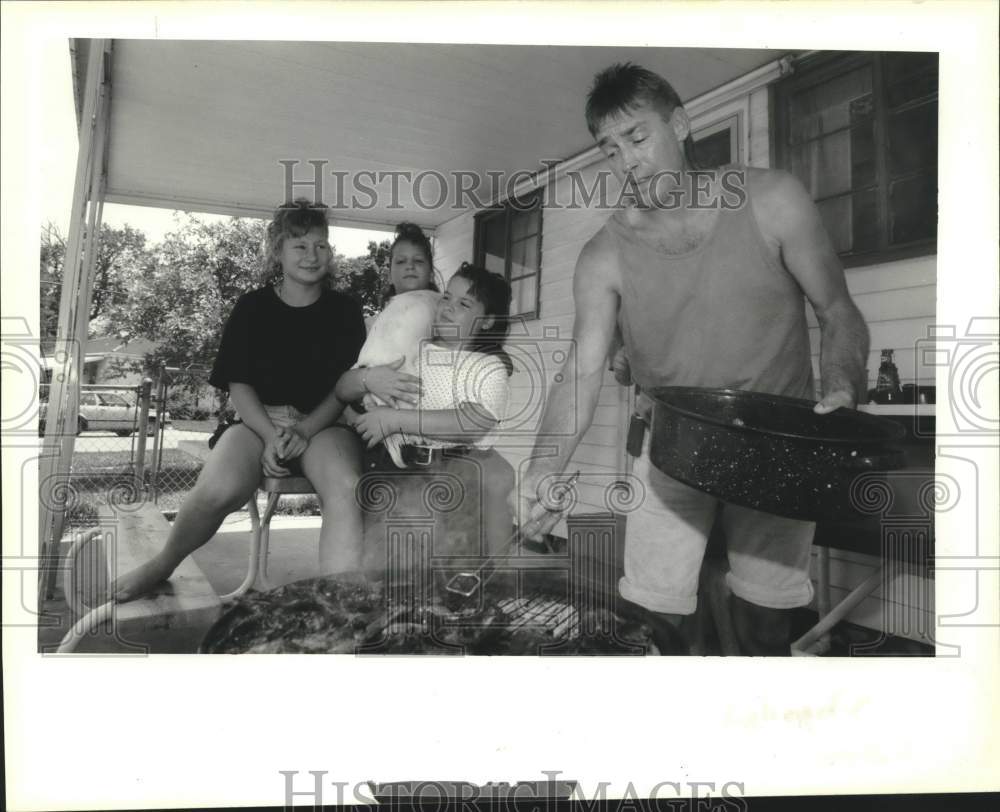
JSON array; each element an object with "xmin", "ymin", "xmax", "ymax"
[
  {"xmin": 353, "ymin": 263, "xmax": 512, "ymax": 453},
  {"xmin": 354, "ymin": 263, "xmax": 516, "ymax": 571},
  {"xmin": 334, "ymin": 222, "xmax": 439, "ymax": 407}
]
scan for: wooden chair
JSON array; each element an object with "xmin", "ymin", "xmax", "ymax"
[{"xmin": 220, "ymin": 476, "xmax": 316, "ymax": 602}]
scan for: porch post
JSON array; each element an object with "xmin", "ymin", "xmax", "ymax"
[{"xmin": 39, "ymin": 40, "xmax": 111, "ymax": 598}]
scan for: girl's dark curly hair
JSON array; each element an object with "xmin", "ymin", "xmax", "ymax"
[
  {"xmin": 381, "ymin": 222, "xmax": 440, "ymax": 304},
  {"xmin": 263, "ymin": 198, "xmax": 330, "ymax": 281},
  {"xmin": 451, "ymin": 262, "xmax": 514, "ymax": 376}
]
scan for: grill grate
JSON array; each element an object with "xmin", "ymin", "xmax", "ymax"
[{"xmin": 496, "ymin": 594, "xmax": 579, "ymax": 639}]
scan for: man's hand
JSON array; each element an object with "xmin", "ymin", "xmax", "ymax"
[
  {"xmin": 509, "ymin": 470, "xmax": 577, "ymax": 543},
  {"xmin": 354, "ymin": 407, "xmax": 400, "ymax": 449},
  {"xmin": 813, "ymin": 389, "xmax": 856, "ymax": 414},
  {"xmin": 611, "ymin": 344, "xmax": 633, "ymax": 387},
  {"xmin": 261, "ymin": 434, "xmax": 291, "ymax": 477},
  {"xmin": 276, "ymin": 424, "xmax": 309, "ymax": 462}
]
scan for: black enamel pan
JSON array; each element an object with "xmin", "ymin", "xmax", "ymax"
[{"xmin": 646, "ymin": 387, "xmax": 906, "ymax": 521}]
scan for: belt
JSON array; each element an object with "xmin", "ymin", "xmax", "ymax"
[{"xmin": 400, "ymin": 444, "xmax": 483, "ymax": 466}]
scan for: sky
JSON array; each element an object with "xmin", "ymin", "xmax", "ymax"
[{"xmin": 38, "ymin": 38, "xmax": 386, "ymax": 257}]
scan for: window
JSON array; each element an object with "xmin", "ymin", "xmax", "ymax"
[
  {"xmin": 474, "ymin": 190, "xmax": 542, "ymax": 319},
  {"xmin": 693, "ymin": 113, "xmax": 741, "ymax": 169},
  {"xmin": 774, "ymin": 51, "xmax": 938, "ymax": 266}
]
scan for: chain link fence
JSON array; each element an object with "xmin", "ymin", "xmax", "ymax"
[
  {"xmin": 40, "ymin": 380, "xmax": 174, "ymax": 529},
  {"xmin": 41, "ymin": 367, "xmax": 222, "ymax": 529},
  {"xmin": 43, "ymin": 365, "xmax": 322, "ymax": 534},
  {"xmin": 146, "ymin": 366, "xmax": 219, "ymax": 513}
]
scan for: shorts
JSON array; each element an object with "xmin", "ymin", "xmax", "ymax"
[
  {"xmin": 261, "ymin": 404, "xmax": 353, "ymax": 434},
  {"xmin": 261, "ymin": 404, "xmax": 354, "ymax": 476},
  {"xmin": 263, "ymin": 403, "xmax": 307, "ymax": 429},
  {"xmin": 619, "ymin": 432, "xmax": 815, "ymax": 615}
]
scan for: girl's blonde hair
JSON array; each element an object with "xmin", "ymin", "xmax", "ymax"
[{"xmin": 262, "ymin": 199, "xmax": 330, "ymax": 283}]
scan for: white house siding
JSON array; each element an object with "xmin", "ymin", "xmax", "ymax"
[
  {"xmin": 807, "ymin": 254, "xmax": 938, "ymax": 393},
  {"xmin": 432, "ymin": 211, "xmax": 475, "ymax": 281}
]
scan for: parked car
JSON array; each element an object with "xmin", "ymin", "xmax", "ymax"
[{"xmin": 38, "ymin": 390, "xmax": 172, "ymax": 436}]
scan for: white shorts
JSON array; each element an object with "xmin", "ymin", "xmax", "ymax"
[
  {"xmin": 262, "ymin": 403, "xmax": 307, "ymax": 429},
  {"xmin": 619, "ymin": 433, "xmax": 815, "ymax": 615}
]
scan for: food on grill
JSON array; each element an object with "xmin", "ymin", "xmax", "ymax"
[
  {"xmin": 362, "ymin": 601, "xmax": 510, "ymax": 655},
  {"xmin": 199, "ymin": 576, "xmax": 383, "ymax": 654},
  {"xmin": 199, "ymin": 575, "xmax": 661, "ymax": 655}
]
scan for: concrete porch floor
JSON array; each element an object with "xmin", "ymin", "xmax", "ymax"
[{"xmin": 38, "ymin": 514, "xmax": 327, "ymax": 653}]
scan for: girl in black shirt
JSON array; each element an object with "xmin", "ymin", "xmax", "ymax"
[{"xmin": 113, "ymin": 201, "xmax": 366, "ymax": 601}]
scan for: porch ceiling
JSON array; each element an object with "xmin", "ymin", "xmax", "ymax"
[{"xmin": 77, "ymin": 40, "xmax": 784, "ymax": 230}]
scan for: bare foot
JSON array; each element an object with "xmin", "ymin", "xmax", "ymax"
[
  {"xmin": 320, "ymin": 532, "xmax": 365, "ymax": 576},
  {"xmin": 111, "ymin": 554, "xmax": 177, "ymax": 602},
  {"xmin": 320, "ymin": 549, "xmax": 363, "ymax": 578}
]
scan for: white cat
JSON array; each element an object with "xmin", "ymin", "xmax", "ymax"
[{"xmin": 354, "ymin": 289, "xmax": 441, "ymax": 467}]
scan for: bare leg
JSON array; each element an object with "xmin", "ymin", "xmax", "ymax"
[
  {"xmin": 112, "ymin": 425, "xmax": 264, "ymax": 601},
  {"xmin": 301, "ymin": 426, "xmax": 364, "ymax": 575}
]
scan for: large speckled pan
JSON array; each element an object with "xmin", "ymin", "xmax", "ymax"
[{"xmin": 647, "ymin": 387, "xmax": 906, "ymax": 521}]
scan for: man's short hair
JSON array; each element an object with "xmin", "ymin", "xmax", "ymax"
[{"xmin": 585, "ymin": 62, "xmax": 700, "ymax": 167}]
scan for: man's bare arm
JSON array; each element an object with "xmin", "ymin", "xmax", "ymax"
[
  {"xmin": 514, "ymin": 232, "xmax": 621, "ymax": 538},
  {"xmin": 753, "ymin": 170, "xmax": 870, "ymax": 411}
]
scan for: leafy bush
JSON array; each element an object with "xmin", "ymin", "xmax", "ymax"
[
  {"xmin": 65, "ymin": 497, "xmax": 100, "ymax": 528},
  {"xmin": 273, "ymin": 495, "xmax": 321, "ymax": 516}
]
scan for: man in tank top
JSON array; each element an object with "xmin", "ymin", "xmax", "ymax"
[{"xmin": 512, "ymin": 63, "xmax": 870, "ymax": 655}]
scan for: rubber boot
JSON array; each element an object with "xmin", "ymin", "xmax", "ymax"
[{"xmin": 731, "ymin": 594, "xmax": 793, "ymax": 656}]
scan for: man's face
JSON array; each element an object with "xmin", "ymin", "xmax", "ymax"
[{"xmin": 594, "ymin": 100, "xmax": 689, "ymax": 206}]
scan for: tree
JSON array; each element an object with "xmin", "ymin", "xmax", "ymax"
[
  {"xmin": 39, "ymin": 221, "xmax": 150, "ymax": 340},
  {"xmin": 331, "ymin": 238, "xmax": 391, "ymax": 317},
  {"xmin": 39, "ymin": 222, "xmax": 65, "ymax": 340},
  {"xmin": 111, "ymin": 214, "xmax": 268, "ymax": 374}
]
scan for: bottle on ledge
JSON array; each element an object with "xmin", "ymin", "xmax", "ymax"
[{"xmin": 869, "ymin": 348, "xmax": 902, "ymax": 404}]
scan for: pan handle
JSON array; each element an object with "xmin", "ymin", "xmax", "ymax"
[{"xmin": 844, "ymin": 448, "xmax": 904, "ymax": 471}]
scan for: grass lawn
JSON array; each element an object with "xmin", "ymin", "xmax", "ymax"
[
  {"xmin": 172, "ymin": 419, "xmax": 216, "ymax": 434},
  {"xmin": 62, "ymin": 445, "xmax": 319, "ymax": 527},
  {"xmin": 63, "ymin": 447, "xmax": 204, "ymax": 528},
  {"xmin": 71, "ymin": 448, "xmax": 203, "ymax": 473}
]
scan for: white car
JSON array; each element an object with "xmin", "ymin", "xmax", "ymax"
[{"xmin": 39, "ymin": 391, "xmax": 171, "ymax": 436}]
